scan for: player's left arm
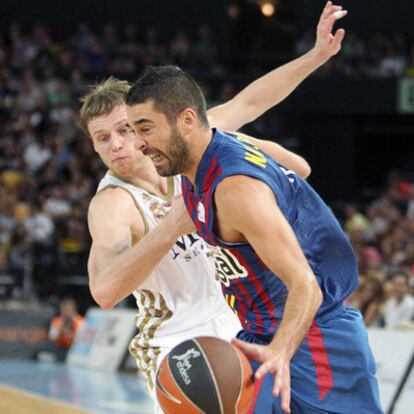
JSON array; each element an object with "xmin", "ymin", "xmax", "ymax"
[
  {"xmin": 215, "ymin": 175, "xmax": 322, "ymax": 412},
  {"xmin": 207, "ymin": 1, "xmax": 346, "ymax": 132}
]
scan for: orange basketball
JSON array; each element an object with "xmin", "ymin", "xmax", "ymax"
[{"xmin": 156, "ymin": 336, "xmax": 255, "ymax": 414}]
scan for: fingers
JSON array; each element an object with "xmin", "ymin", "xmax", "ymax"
[
  {"xmin": 333, "ymin": 10, "xmax": 347, "ymax": 20},
  {"xmin": 332, "ymin": 28, "xmax": 346, "ymax": 52},
  {"xmin": 271, "ymin": 363, "xmax": 283, "ymax": 396},
  {"xmin": 314, "ymin": 2, "xmax": 347, "ymax": 57},
  {"xmin": 233, "ymin": 339, "xmax": 292, "ymax": 412},
  {"xmin": 277, "ymin": 369, "xmax": 291, "ymax": 413},
  {"xmin": 255, "ymin": 360, "xmax": 273, "ymax": 379},
  {"xmin": 270, "ymin": 364, "xmax": 291, "ymax": 413},
  {"xmin": 319, "ymin": 13, "xmax": 345, "ymax": 38},
  {"xmin": 231, "ymin": 338, "xmax": 264, "ymax": 361},
  {"xmin": 319, "ymin": 2, "xmax": 343, "ymax": 24},
  {"xmin": 319, "ymin": 3, "xmax": 347, "ymax": 32},
  {"xmin": 319, "ymin": 1, "xmax": 333, "ymax": 23}
]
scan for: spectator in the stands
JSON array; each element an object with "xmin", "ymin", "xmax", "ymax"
[
  {"xmin": 42, "ymin": 297, "xmax": 84, "ymax": 361},
  {"xmin": 351, "ymin": 277, "xmax": 384, "ymax": 327},
  {"xmin": 383, "ymin": 272, "xmax": 414, "ymax": 329}
]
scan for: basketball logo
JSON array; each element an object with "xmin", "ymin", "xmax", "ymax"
[{"xmin": 156, "ymin": 336, "xmax": 255, "ymax": 414}]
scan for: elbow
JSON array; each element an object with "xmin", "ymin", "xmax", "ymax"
[
  {"xmin": 298, "ymin": 159, "xmax": 312, "ymax": 179},
  {"xmin": 98, "ymin": 300, "xmax": 115, "ymax": 310},
  {"xmin": 90, "ymin": 285, "xmax": 116, "ymax": 309}
]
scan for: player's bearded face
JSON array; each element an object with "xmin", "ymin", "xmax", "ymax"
[{"xmin": 145, "ymin": 126, "xmax": 193, "ymax": 176}]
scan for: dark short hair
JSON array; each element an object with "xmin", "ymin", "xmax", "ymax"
[{"xmin": 126, "ymin": 65, "xmax": 209, "ymax": 127}]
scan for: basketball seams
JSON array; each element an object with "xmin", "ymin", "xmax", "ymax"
[
  {"xmin": 193, "ymin": 338, "xmax": 224, "ymax": 414},
  {"xmin": 158, "ymin": 337, "xmax": 253, "ymax": 414},
  {"xmin": 233, "ymin": 346, "xmax": 244, "ymax": 414},
  {"xmin": 165, "ymin": 342, "xmax": 207, "ymax": 414},
  {"xmin": 155, "ymin": 373, "xmax": 182, "ymax": 405}
]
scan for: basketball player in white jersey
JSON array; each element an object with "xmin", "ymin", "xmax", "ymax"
[{"xmin": 80, "ymin": 4, "xmax": 345, "ymax": 410}]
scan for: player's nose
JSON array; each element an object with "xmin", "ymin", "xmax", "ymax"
[
  {"xmin": 135, "ymin": 136, "xmax": 147, "ymax": 153},
  {"xmin": 111, "ymin": 133, "xmax": 124, "ymax": 151}
]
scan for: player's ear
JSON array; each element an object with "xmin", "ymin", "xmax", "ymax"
[{"xmin": 179, "ymin": 107, "xmax": 197, "ymax": 134}]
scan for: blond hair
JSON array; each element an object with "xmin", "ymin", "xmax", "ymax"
[{"xmin": 79, "ymin": 77, "xmax": 131, "ymax": 137}]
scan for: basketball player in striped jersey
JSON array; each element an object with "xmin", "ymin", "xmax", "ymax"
[
  {"xmin": 81, "ymin": 4, "xmax": 344, "ymax": 411},
  {"xmin": 124, "ymin": 5, "xmax": 382, "ymax": 414},
  {"xmin": 81, "ymin": 80, "xmax": 309, "ymax": 412}
]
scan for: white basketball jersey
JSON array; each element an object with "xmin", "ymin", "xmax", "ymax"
[{"xmin": 96, "ymin": 171, "xmax": 241, "ymax": 395}]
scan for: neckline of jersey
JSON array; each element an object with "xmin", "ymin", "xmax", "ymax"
[
  {"xmin": 193, "ymin": 128, "xmax": 222, "ymax": 194},
  {"xmin": 108, "ymin": 170, "xmax": 176, "ymax": 201}
]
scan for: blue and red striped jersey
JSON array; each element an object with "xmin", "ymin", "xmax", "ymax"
[{"xmin": 181, "ymin": 129, "xmax": 358, "ymax": 336}]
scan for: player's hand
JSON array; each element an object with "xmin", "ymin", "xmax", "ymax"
[
  {"xmin": 165, "ymin": 196, "xmax": 196, "ymax": 237},
  {"xmin": 232, "ymin": 338, "xmax": 291, "ymax": 414},
  {"xmin": 313, "ymin": 1, "xmax": 347, "ymax": 60}
]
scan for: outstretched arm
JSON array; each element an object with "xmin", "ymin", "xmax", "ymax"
[{"xmin": 207, "ymin": 1, "xmax": 347, "ymax": 132}]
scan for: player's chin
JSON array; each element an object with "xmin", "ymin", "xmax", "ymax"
[
  {"xmin": 156, "ymin": 166, "xmax": 175, "ymax": 177},
  {"xmin": 155, "ymin": 161, "xmax": 177, "ymax": 177},
  {"xmin": 112, "ymin": 164, "xmax": 133, "ymax": 177}
]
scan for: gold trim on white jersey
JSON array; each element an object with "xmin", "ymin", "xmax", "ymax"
[
  {"xmin": 108, "ymin": 170, "xmax": 176, "ymax": 202},
  {"xmin": 97, "ymin": 184, "xmax": 150, "ymax": 235},
  {"xmin": 129, "ymin": 290, "xmax": 173, "ymax": 391}
]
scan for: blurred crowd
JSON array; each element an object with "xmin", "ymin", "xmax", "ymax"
[
  {"xmin": 343, "ymin": 172, "xmax": 414, "ymax": 329},
  {"xmin": 0, "ymin": 22, "xmax": 413, "ymax": 328},
  {"xmin": 0, "ymin": 21, "xmax": 219, "ymax": 81},
  {"xmin": 296, "ymin": 30, "xmax": 414, "ymax": 78}
]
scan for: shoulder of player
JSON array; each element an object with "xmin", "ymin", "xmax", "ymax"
[
  {"xmin": 88, "ymin": 187, "xmax": 140, "ymax": 226},
  {"xmin": 90, "ymin": 186, "xmax": 136, "ymax": 210},
  {"xmin": 216, "ymin": 176, "xmax": 283, "ymax": 236},
  {"xmin": 88, "ymin": 187, "xmax": 146, "ymax": 241},
  {"xmin": 215, "ymin": 175, "xmax": 270, "ymax": 211},
  {"xmin": 215, "ymin": 132, "xmax": 255, "ymax": 162},
  {"xmin": 215, "ymin": 176, "xmax": 277, "ymax": 232}
]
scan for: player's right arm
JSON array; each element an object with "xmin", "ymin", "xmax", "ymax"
[{"xmin": 87, "ymin": 189, "xmax": 193, "ymax": 309}]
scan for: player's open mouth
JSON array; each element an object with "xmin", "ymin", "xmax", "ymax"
[{"xmin": 150, "ymin": 154, "xmax": 164, "ymax": 164}]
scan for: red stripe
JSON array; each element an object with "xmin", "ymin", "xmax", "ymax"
[
  {"xmin": 181, "ymin": 178, "xmax": 195, "ymax": 211},
  {"xmin": 256, "ymin": 255, "xmax": 278, "ymax": 331},
  {"xmin": 202, "ymin": 162, "xmax": 222, "ymax": 244},
  {"xmin": 201, "ymin": 156, "xmax": 219, "ymax": 191},
  {"xmin": 230, "ymin": 248, "xmax": 276, "ymax": 334},
  {"xmin": 306, "ymin": 321, "xmax": 333, "ymax": 400},
  {"xmin": 247, "ymin": 376, "xmax": 265, "ymax": 414},
  {"xmin": 228, "ymin": 264, "xmax": 264, "ymax": 333}
]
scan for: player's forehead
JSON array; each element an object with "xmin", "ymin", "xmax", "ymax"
[
  {"xmin": 88, "ymin": 104, "xmax": 128, "ymax": 136},
  {"xmin": 126, "ymin": 100, "xmax": 166, "ymax": 125}
]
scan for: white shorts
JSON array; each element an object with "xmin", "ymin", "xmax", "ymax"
[{"xmin": 130, "ymin": 309, "xmax": 242, "ymax": 413}]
